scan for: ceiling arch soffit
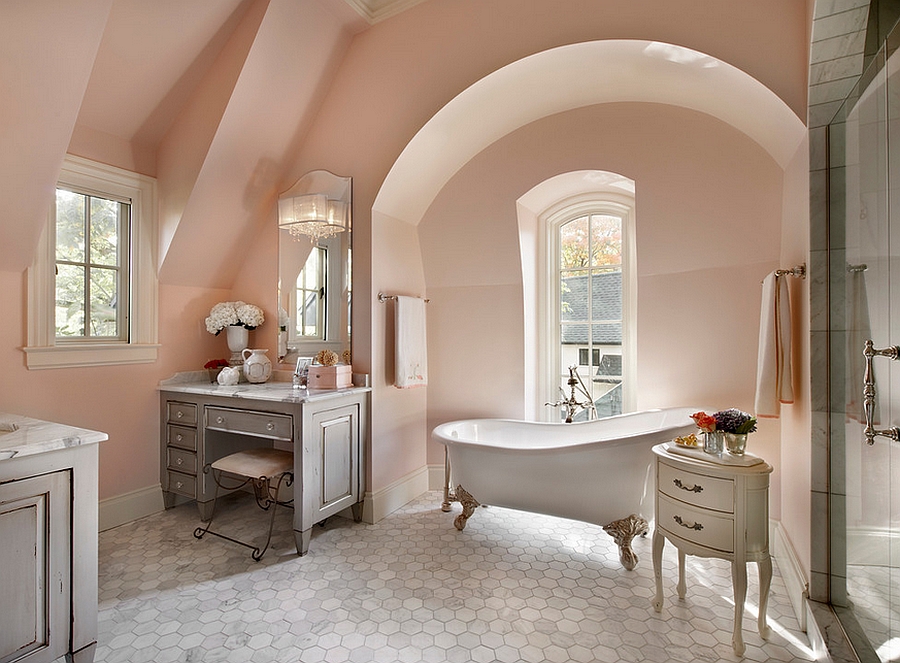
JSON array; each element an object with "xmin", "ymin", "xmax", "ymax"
[{"xmin": 373, "ymin": 39, "xmax": 807, "ymax": 227}]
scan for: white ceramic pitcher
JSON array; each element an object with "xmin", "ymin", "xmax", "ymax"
[{"xmin": 241, "ymin": 348, "xmax": 272, "ymax": 384}]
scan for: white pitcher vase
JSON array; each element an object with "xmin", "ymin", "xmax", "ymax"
[{"xmin": 241, "ymin": 348, "xmax": 272, "ymax": 384}]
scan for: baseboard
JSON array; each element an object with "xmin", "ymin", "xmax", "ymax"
[
  {"xmin": 428, "ymin": 462, "xmax": 445, "ymax": 492},
  {"xmin": 362, "ymin": 465, "xmax": 430, "ymax": 524},
  {"xmin": 99, "ymin": 484, "xmax": 165, "ymax": 531},
  {"xmin": 772, "ymin": 519, "xmax": 810, "ymax": 632}
]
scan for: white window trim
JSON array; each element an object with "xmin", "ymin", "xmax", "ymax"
[
  {"xmin": 538, "ymin": 192, "xmax": 636, "ymax": 420},
  {"xmin": 25, "ymin": 155, "xmax": 159, "ymax": 369}
]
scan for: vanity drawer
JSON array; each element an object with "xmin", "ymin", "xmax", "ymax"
[
  {"xmin": 167, "ymin": 470, "xmax": 196, "ymax": 499},
  {"xmin": 657, "ymin": 494, "xmax": 734, "ymax": 553},
  {"xmin": 166, "ymin": 401, "xmax": 198, "ymax": 427},
  {"xmin": 658, "ymin": 462, "xmax": 734, "ymax": 513},
  {"xmin": 167, "ymin": 424, "xmax": 197, "ymax": 451},
  {"xmin": 167, "ymin": 447, "xmax": 197, "ymax": 474},
  {"xmin": 205, "ymin": 407, "xmax": 293, "ymax": 441}
]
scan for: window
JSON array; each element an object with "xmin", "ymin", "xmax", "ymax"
[
  {"xmin": 25, "ymin": 155, "xmax": 158, "ymax": 368},
  {"xmin": 538, "ymin": 187, "xmax": 636, "ymax": 421},
  {"xmin": 55, "ymin": 188, "xmax": 130, "ymax": 341},
  {"xmin": 293, "ymin": 246, "xmax": 327, "ymax": 340}
]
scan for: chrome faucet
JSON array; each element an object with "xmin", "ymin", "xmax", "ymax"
[{"xmin": 545, "ymin": 366, "xmax": 597, "ymax": 423}]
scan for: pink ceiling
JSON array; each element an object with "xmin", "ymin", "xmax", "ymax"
[{"xmin": 0, "ymin": 0, "xmax": 369, "ymax": 282}]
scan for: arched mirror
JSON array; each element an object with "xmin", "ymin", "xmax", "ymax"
[{"xmin": 277, "ymin": 170, "xmax": 351, "ymax": 365}]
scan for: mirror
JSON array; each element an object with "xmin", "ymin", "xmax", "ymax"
[{"xmin": 277, "ymin": 170, "xmax": 351, "ymax": 365}]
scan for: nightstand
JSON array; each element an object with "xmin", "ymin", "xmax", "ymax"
[{"xmin": 650, "ymin": 443, "xmax": 773, "ymax": 656}]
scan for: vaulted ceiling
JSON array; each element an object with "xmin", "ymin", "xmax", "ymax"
[{"xmin": 0, "ymin": 0, "xmax": 421, "ymax": 283}]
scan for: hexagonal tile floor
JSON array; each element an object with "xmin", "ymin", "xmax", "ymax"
[{"xmin": 92, "ymin": 491, "xmax": 814, "ymax": 662}]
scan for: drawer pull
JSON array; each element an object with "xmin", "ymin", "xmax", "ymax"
[
  {"xmin": 176, "ymin": 434, "xmax": 183, "ymax": 442},
  {"xmin": 216, "ymin": 416, "xmax": 224, "ymax": 424},
  {"xmin": 673, "ymin": 478, "xmax": 703, "ymax": 493},
  {"xmin": 266, "ymin": 422, "xmax": 275, "ymax": 431},
  {"xmin": 176, "ymin": 458, "xmax": 183, "ymax": 465},
  {"xmin": 176, "ymin": 411, "xmax": 183, "ymax": 419},
  {"xmin": 176, "ymin": 481, "xmax": 184, "ymax": 489},
  {"xmin": 673, "ymin": 515, "xmax": 703, "ymax": 531}
]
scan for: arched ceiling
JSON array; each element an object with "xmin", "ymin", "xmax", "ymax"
[{"xmin": 374, "ymin": 39, "xmax": 807, "ymax": 227}]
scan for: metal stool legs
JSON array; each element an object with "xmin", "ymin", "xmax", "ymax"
[{"xmin": 193, "ymin": 460, "xmax": 293, "ymax": 561}]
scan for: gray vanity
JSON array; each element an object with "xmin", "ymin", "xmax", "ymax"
[
  {"xmin": 0, "ymin": 413, "xmax": 106, "ymax": 663},
  {"xmin": 159, "ymin": 377, "xmax": 368, "ymax": 555}
]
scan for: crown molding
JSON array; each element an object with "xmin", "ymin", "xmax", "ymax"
[{"xmin": 343, "ymin": 0, "xmax": 427, "ymax": 24}]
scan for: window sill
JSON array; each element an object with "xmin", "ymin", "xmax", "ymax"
[{"xmin": 24, "ymin": 343, "xmax": 160, "ymax": 369}]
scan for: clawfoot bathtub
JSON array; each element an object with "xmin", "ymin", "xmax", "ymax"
[{"xmin": 432, "ymin": 407, "xmax": 697, "ymax": 570}]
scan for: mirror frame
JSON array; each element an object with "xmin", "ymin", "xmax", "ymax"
[{"xmin": 277, "ymin": 170, "xmax": 351, "ymax": 366}]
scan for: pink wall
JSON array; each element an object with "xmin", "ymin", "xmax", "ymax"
[
  {"xmin": 274, "ymin": 0, "xmax": 810, "ymax": 514},
  {"xmin": 1, "ymin": 1, "xmax": 812, "ymax": 548},
  {"xmin": 416, "ymin": 102, "xmax": 789, "ymax": 517}
]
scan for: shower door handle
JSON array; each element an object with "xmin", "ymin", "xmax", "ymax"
[{"xmin": 863, "ymin": 339, "xmax": 900, "ymax": 445}]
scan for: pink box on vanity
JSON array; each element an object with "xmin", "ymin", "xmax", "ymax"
[{"xmin": 307, "ymin": 364, "xmax": 352, "ymax": 389}]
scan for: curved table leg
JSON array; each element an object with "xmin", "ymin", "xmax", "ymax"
[
  {"xmin": 676, "ymin": 550, "xmax": 687, "ymax": 599},
  {"xmin": 732, "ymin": 560, "xmax": 747, "ymax": 656},
  {"xmin": 651, "ymin": 530, "xmax": 665, "ymax": 612},
  {"xmin": 758, "ymin": 554, "xmax": 772, "ymax": 639}
]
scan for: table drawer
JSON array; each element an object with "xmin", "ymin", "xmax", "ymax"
[
  {"xmin": 658, "ymin": 494, "xmax": 734, "ymax": 552},
  {"xmin": 205, "ymin": 407, "xmax": 293, "ymax": 441},
  {"xmin": 167, "ymin": 424, "xmax": 197, "ymax": 451},
  {"xmin": 167, "ymin": 470, "xmax": 196, "ymax": 499},
  {"xmin": 167, "ymin": 447, "xmax": 197, "ymax": 474},
  {"xmin": 658, "ymin": 461, "xmax": 734, "ymax": 513},
  {"xmin": 166, "ymin": 401, "xmax": 198, "ymax": 426}
]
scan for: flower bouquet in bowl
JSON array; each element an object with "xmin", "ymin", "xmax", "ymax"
[{"xmin": 690, "ymin": 408, "xmax": 757, "ymax": 455}]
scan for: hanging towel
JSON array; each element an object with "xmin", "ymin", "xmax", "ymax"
[
  {"xmin": 846, "ymin": 268, "xmax": 871, "ymax": 422},
  {"xmin": 754, "ymin": 272, "xmax": 794, "ymax": 417},
  {"xmin": 394, "ymin": 295, "xmax": 427, "ymax": 389}
]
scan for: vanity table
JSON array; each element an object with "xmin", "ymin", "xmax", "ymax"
[
  {"xmin": 0, "ymin": 413, "xmax": 106, "ymax": 663},
  {"xmin": 650, "ymin": 443, "xmax": 772, "ymax": 656},
  {"xmin": 159, "ymin": 376, "xmax": 368, "ymax": 556}
]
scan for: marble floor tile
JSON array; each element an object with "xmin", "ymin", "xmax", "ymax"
[{"xmin": 87, "ymin": 491, "xmax": 814, "ymax": 662}]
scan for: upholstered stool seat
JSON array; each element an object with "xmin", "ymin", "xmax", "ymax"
[{"xmin": 193, "ymin": 448, "xmax": 294, "ymax": 561}]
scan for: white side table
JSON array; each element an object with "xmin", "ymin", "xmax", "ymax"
[{"xmin": 650, "ymin": 443, "xmax": 773, "ymax": 656}]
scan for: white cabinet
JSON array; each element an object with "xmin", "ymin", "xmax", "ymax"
[
  {"xmin": 0, "ymin": 415, "xmax": 104, "ymax": 663},
  {"xmin": 0, "ymin": 472, "xmax": 69, "ymax": 663},
  {"xmin": 650, "ymin": 443, "xmax": 773, "ymax": 656},
  {"xmin": 160, "ymin": 385, "xmax": 368, "ymax": 556}
]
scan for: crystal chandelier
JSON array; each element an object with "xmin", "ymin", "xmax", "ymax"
[{"xmin": 278, "ymin": 193, "xmax": 348, "ymax": 241}]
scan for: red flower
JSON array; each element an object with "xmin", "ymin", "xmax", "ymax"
[
  {"xmin": 690, "ymin": 411, "xmax": 717, "ymax": 433},
  {"xmin": 204, "ymin": 359, "xmax": 228, "ymax": 369}
]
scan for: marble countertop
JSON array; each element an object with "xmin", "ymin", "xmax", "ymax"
[
  {"xmin": 159, "ymin": 371, "xmax": 370, "ymax": 404},
  {"xmin": 0, "ymin": 412, "xmax": 108, "ymax": 461}
]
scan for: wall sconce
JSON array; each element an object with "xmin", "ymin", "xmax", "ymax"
[{"xmin": 278, "ymin": 192, "xmax": 348, "ymax": 241}]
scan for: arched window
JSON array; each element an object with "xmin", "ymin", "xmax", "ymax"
[{"xmin": 540, "ymin": 189, "xmax": 635, "ymax": 421}]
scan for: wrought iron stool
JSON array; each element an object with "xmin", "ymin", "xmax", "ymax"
[{"xmin": 193, "ymin": 448, "xmax": 294, "ymax": 561}]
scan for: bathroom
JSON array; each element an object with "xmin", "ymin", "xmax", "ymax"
[{"xmin": 0, "ymin": 0, "xmax": 892, "ymax": 661}]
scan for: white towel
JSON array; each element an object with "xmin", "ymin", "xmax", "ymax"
[
  {"xmin": 394, "ymin": 295, "xmax": 427, "ymax": 389},
  {"xmin": 754, "ymin": 272, "xmax": 794, "ymax": 417}
]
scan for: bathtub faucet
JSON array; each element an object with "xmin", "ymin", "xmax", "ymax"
[{"xmin": 545, "ymin": 366, "xmax": 597, "ymax": 423}]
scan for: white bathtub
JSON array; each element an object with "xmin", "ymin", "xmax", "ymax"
[{"xmin": 431, "ymin": 407, "xmax": 698, "ymax": 569}]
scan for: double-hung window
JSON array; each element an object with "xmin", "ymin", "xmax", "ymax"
[{"xmin": 25, "ymin": 155, "xmax": 158, "ymax": 368}]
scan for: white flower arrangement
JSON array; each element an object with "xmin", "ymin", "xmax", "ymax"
[{"xmin": 205, "ymin": 301, "xmax": 265, "ymax": 335}]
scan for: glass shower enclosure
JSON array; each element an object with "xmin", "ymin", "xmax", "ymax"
[{"xmin": 829, "ymin": 23, "xmax": 900, "ymax": 662}]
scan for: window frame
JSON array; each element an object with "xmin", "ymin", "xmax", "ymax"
[
  {"xmin": 538, "ymin": 193, "xmax": 636, "ymax": 419},
  {"xmin": 25, "ymin": 155, "xmax": 158, "ymax": 369}
]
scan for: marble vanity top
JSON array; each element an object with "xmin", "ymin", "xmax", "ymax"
[
  {"xmin": 159, "ymin": 371, "xmax": 370, "ymax": 404},
  {"xmin": 0, "ymin": 412, "xmax": 108, "ymax": 461}
]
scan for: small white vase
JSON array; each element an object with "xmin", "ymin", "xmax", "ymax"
[
  {"xmin": 241, "ymin": 348, "xmax": 272, "ymax": 384},
  {"xmin": 225, "ymin": 326, "xmax": 249, "ymax": 365}
]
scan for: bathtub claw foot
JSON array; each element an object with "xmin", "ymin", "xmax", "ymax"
[
  {"xmin": 603, "ymin": 514, "xmax": 649, "ymax": 570},
  {"xmin": 453, "ymin": 485, "xmax": 479, "ymax": 531}
]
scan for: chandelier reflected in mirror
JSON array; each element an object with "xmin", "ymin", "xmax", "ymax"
[{"xmin": 278, "ymin": 192, "xmax": 348, "ymax": 241}]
